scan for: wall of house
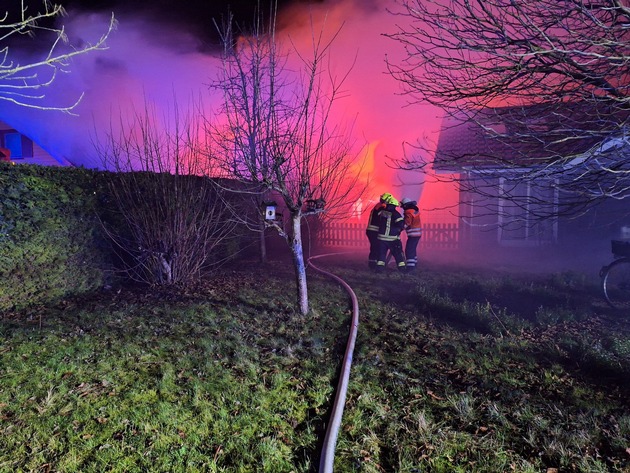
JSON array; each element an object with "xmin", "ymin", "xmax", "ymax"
[
  {"xmin": 457, "ymin": 174, "xmax": 565, "ymax": 249},
  {"xmin": 458, "ymin": 176, "xmax": 501, "ymax": 248},
  {"xmin": 559, "ymin": 198, "xmax": 630, "ymax": 258},
  {"xmin": 0, "ymin": 121, "xmax": 70, "ymax": 166},
  {"xmin": 26, "ymin": 142, "xmax": 67, "ymax": 166},
  {"xmin": 456, "ymin": 177, "xmax": 630, "ymax": 272},
  {"xmin": 418, "ymin": 176, "xmax": 460, "ymax": 226}
]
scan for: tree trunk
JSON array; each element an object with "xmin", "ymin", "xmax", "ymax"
[
  {"xmin": 289, "ymin": 213, "xmax": 309, "ymax": 315},
  {"xmin": 259, "ymin": 218, "xmax": 267, "ymax": 264}
]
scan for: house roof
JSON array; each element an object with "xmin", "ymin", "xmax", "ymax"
[{"xmin": 433, "ymin": 102, "xmax": 625, "ymax": 172}]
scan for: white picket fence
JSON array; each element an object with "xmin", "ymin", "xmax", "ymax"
[{"xmin": 316, "ymin": 222, "xmax": 459, "ymax": 250}]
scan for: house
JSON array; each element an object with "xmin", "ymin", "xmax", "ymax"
[
  {"xmin": 0, "ymin": 120, "xmax": 71, "ymax": 166},
  {"xmin": 433, "ymin": 103, "xmax": 630, "ymax": 252}
]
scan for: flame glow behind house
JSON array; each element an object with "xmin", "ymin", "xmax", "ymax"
[{"xmin": 1, "ymin": 0, "xmax": 461, "ymax": 223}]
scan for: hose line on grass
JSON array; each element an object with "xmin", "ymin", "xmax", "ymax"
[{"xmin": 308, "ymin": 253, "xmax": 360, "ymax": 473}]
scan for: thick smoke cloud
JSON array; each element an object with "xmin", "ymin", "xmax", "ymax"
[
  {"xmin": 2, "ymin": 0, "xmax": 442, "ymax": 201},
  {"xmin": 1, "ymin": 9, "xmax": 221, "ymax": 168},
  {"xmin": 6, "ymin": 1, "xmax": 608, "ymax": 273}
]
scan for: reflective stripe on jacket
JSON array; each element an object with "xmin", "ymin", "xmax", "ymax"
[
  {"xmin": 366, "ymin": 202, "xmax": 385, "ymax": 233},
  {"xmin": 377, "ymin": 204, "xmax": 404, "ymax": 241},
  {"xmin": 404, "ymin": 207, "xmax": 422, "ymax": 238}
]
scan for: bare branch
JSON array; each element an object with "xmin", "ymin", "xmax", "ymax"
[
  {"xmin": 92, "ymin": 98, "xmax": 240, "ymax": 285},
  {"xmin": 210, "ymin": 5, "xmax": 367, "ymax": 314},
  {"xmin": 386, "ymin": 0, "xmax": 630, "ymax": 223},
  {"xmin": 0, "ymin": 1, "xmax": 116, "ymax": 113}
]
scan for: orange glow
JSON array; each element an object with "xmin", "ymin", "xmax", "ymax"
[
  {"xmin": 0, "ymin": 1, "xmax": 454, "ymax": 225},
  {"xmin": 353, "ymin": 140, "xmax": 396, "ymax": 195},
  {"xmin": 419, "ymin": 173, "xmax": 460, "ymax": 225},
  {"xmin": 277, "ymin": 1, "xmax": 442, "ymax": 211},
  {"xmin": 358, "ymin": 141, "xmax": 379, "ymax": 176}
]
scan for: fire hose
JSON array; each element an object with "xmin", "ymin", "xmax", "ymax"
[{"xmin": 307, "ymin": 253, "xmax": 360, "ymax": 473}]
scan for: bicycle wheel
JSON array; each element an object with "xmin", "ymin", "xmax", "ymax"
[{"xmin": 601, "ymin": 258, "xmax": 630, "ymax": 310}]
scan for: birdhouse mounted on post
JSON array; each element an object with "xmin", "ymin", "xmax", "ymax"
[{"xmin": 263, "ymin": 201, "xmax": 278, "ymax": 220}]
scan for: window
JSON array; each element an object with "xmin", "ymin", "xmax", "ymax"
[
  {"xmin": 498, "ymin": 178, "xmax": 558, "ymax": 246},
  {"xmin": 2, "ymin": 131, "xmax": 33, "ymax": 159}
]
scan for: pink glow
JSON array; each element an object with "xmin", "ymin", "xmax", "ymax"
[
  {"xmin": 1, "ymin": 1, "xmax": 455, "ymax": 221},
  {"xmin": 275, "ymin": 0, "xmax": 445, "ymax": 209}
]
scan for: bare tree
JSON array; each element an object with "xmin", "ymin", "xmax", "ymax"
[
  {"xmin": 211, "ymin": 7, "xmax": 365, "ymax": 315},
  {"xmin": 93, "ymin": 99, "xmax": 239, "ymax": 285},
  {"xmin": 1, "ymin": 0, "xmax": 115, "ymax": 112},
  {"xmin": 385, "ymin": 0, "xmax": 630, "ymax": 219}
]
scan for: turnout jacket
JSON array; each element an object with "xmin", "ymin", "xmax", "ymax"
[
  {"xmin": 403, "ymin": 205, "xmax": 422, "ymax": 238},
  {"xmin": 377, "ymin": 204, "xmax": 405, "ymax": 241},
  {"xmin": 366, "ymin": 202, "xmax": 385, "ymax": 233}
]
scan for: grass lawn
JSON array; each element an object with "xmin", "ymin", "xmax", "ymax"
[{"xmin": 1, "ymin": 255, "xmax": 629, "ymax": 472}]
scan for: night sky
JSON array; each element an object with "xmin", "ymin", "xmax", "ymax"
[{"xmin": 54, "ymin": 0, "xmax": 322, "ymax": 47}]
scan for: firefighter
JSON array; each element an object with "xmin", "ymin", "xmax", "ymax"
[
  {"xmin": 375, "ymin": 193, "xmax": 406, "ymax": 273},
  {"xmin": 400, "ymin": 197, "xmax": 422, "ymax": 271},
  {"xmin": 365, "ymin": 196, "xmax": 386, "ymax": 270}
]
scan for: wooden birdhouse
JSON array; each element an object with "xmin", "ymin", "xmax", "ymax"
[{"xmin": 263, "ymin": 201, "xmax": 278, "ymax": 220}]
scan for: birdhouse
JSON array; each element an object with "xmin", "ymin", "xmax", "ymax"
[{"xmin": 263, "ymin": 201, "xmax": 278, "ymax": 220}]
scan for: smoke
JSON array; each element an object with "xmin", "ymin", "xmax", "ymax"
[
  {"xmin": 6, "ymin": 1, "xmax": 608, "ymax": 275},
  {"xmin": 0, "ymin": 10, "xmax": 221, "ymax": 168},
  {"xmin": 277, "ymin": 0, "xmax": 443, "ymax": 201},
  {"xmin": 1, "ymin": 0, "xmax": 442, "ymax": 197}
]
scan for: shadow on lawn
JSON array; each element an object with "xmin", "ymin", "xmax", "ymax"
[{"xmin": 326, "ymin": 257, "xmax": 630, "ymax": 389}]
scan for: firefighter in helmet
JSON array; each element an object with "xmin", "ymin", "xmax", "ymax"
[
  {"xmin": 400, "ymin": 197, "xmax": 422, "ymax": 271},
  {"xmin": 375, "ymin": 193, "xmax": 406, "ymax": 273},
  {"xmin": 365, "ymin": 195, "xmax": 386, "ymax": 270}
]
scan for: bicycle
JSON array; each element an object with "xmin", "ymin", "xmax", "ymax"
[{"xmin": 600, "ymin": 239, "xmax": 630, "ymax": 310}]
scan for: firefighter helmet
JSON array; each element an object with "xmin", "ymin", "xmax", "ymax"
[{"xmin": 400, "ymin": 197, "xmax": 417, "ymax": 207}]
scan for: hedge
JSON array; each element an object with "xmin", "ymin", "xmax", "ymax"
[{"xmin": 0, "ymin": 164, "xmax": 112, "ymax": 313}]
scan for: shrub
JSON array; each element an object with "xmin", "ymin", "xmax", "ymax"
[{"xmin": 0, "ymin": 164, "xmax": 111, "ymax": 312}]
